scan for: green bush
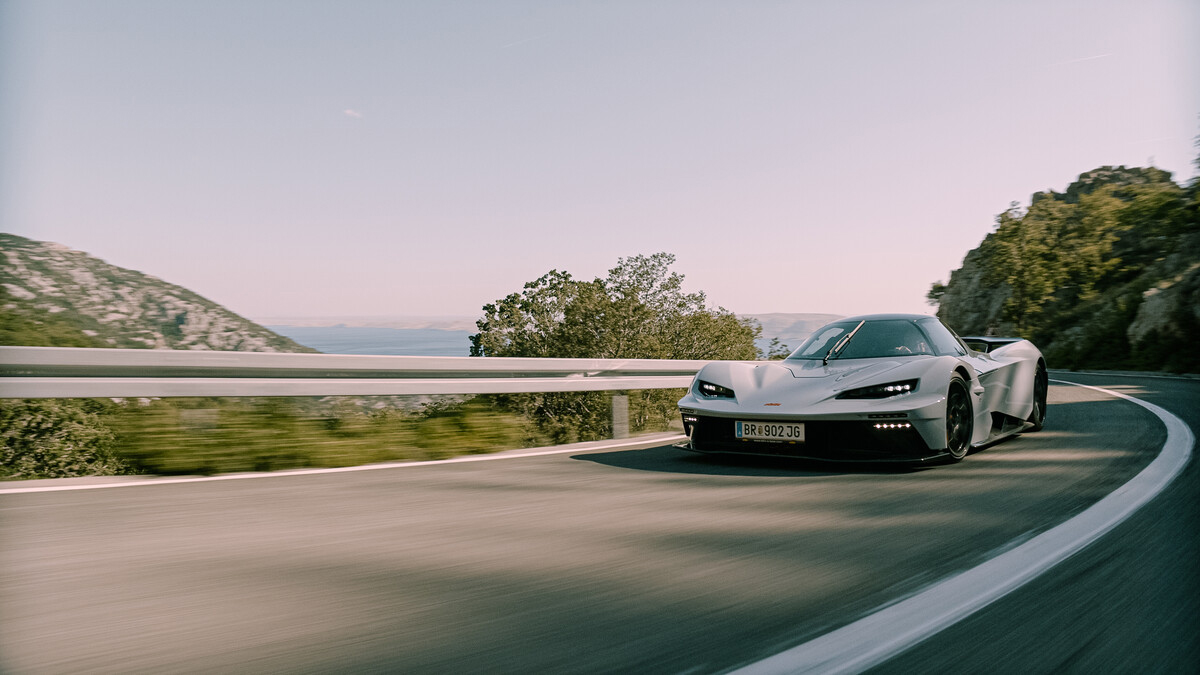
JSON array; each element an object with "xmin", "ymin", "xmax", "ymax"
[{"xmin": 0, "ymin": 399, "xmax": 128, "ymax": 479}]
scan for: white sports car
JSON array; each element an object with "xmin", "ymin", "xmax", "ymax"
[{"xmin": 677, "ymin": 314, "xmax": 1047, "ymax": 463}]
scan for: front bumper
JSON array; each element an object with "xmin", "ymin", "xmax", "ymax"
[{"xmin": 679, "ymin": 413, "xmax": 949, "ymax": 463}]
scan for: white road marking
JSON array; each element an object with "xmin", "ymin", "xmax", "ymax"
[
  {"xmin": 1050, "ymin": 369, "xmax": 1199, "ymax": 382},
  {"xmin": 732, "ymin": 379, "xmax": 1194, "ymax": 675},
  {"xmin": 0, "ymin": 434, "xmax": 685, "ymax": 495}
]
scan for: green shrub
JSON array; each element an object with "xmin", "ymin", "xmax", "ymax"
[{"xmin": 0, "ymin": 399, "xmax": 128, "ymax": 479}]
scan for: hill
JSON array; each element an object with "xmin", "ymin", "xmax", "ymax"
[
  {"xmin": 929, "ymin": 164, "xmax": 1200, "ymax": 372},
  {"xmin": 0, "ymin": 233, "xmax": 312, "ymax": 352}
]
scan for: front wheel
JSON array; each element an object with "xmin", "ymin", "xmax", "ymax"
[
  {"xmin": 1027, "ymin": 363, "xmax": 1048, "ymax": 432},
  {"xmin": 945, "ymin": 374, "xmax": 973, "ymax": 462}
]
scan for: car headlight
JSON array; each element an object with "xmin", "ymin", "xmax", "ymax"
[
  {"xmin": 837, "ymin": 379, "xmax": 919, "ymax": 399},
  {"xmin": 697, "ymin": 380, "xmax": 736, "ymax": 399}
]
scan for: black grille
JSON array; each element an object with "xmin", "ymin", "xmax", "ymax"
[{"xmin": 685, "ymin": 414, "xmax": 932, "ymax": 460}]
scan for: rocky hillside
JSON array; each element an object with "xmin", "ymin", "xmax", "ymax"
[
  {"xmin": 0, "ymin": 233, "xmax": 313, "ymax": 352},
  {"xmin": 929, "ymin": 164, "xmax": 1199, "ymax": 372}
]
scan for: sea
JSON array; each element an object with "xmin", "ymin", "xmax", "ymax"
[{"xmin": 267, "ymin": 326, "xmax": 474, "ymax": 356}]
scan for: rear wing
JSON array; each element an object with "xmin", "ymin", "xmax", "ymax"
[{"xmin": 960, "ymin": 336, "xmax": 1023, "ymax": 354}]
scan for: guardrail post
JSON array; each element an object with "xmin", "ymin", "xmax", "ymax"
[{"xmin": 611, "ymin": 394, "xmax": 629, "ymax": 439}]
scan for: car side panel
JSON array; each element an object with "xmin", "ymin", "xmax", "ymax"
[
  {"xmin": 966, "ymin": 340, "xmax": 1043, "ymax": 442},
  {"xmin": 988, "ymin": 340, "xmax": 1042, "ymax": 420}
]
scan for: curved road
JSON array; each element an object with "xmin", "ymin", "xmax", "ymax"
[{"xmin": 0, "ymin": 374, "xmax": 1194, "ymax": 673}]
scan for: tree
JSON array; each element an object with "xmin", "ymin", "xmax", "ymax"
[
  {"xmin": 471, "ymin": 270, "xmax": 581, "ymax": 358},
  {"xmin": 976, "ymin": 203, "xmax": 1064, "ymax": 334},
  {"xmin": 471, "ymin": 253, "xmax": 759, "ymax": 441},
  {"xmin": 926, "ymin": 281, "xmax": 947, "ymax": 306}
]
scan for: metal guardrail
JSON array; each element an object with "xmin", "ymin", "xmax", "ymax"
[{"xmin": 0, "ymin": 347, "xmax": 707, "ymax": 398}]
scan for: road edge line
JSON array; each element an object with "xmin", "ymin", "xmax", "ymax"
[{"xmin": 731, "ymin": 379, "xmax": 1194, "ymax": 675}]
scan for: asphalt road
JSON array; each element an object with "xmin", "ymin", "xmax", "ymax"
[{"xmin": 0, "ymin": 376, "xmax": 1191, "ymax": 674}]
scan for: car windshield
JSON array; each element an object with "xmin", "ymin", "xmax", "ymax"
[{"xmin": 787, "ymin": 320, "xmax": 935, "ymax": 361}]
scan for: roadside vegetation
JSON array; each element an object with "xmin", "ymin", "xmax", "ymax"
[
  {"xmin": 112, "ymin": 397, "xmax": 532, "ymax": 476},
  {"xmin": 1, "ymin": 251, "xmax": 761, "ymax": 479},
  {"xmin": 0, "ymin": 399, "xmax": 127, "ymax": 478},
  {"xmin": 0, "ymin": 396, "xmax": 535, "ymax": 479}
]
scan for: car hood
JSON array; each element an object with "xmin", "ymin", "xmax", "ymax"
[{"xmin": 692, "ymin": 357, "xmax": 934, "ymax": 410}]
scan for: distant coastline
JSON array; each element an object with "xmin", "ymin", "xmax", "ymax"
[{"xmin": 266, "ymin": 325, "xmax": 474, "ymax": 356}]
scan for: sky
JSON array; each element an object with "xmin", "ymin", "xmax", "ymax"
[{"xmin": 2, "ymin": 0, "xmax": 1197, "ymax": 321}]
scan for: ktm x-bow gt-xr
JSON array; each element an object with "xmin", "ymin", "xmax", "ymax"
[{"xmin": 677, "ymin": 314, "xmax": 1047, "ymax": 463}]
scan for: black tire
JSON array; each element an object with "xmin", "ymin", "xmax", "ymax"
[
  {"xmin": 945, "ymin": 374, "xmax": 973, "ymax": 462},
  {"xmin": 1027, "ymin": 362, "xmax": 1048, "ymax": 432}
]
